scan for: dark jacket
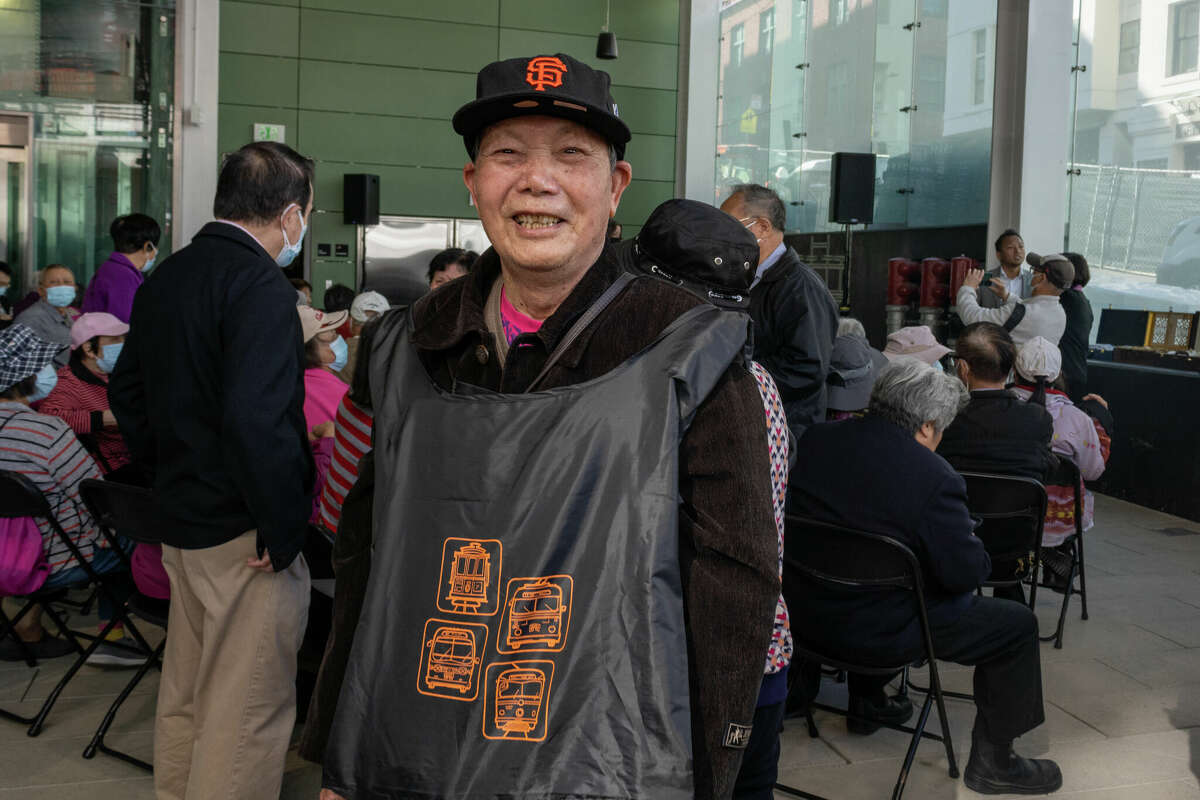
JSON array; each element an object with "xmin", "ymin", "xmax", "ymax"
[
  {"xmin": 109, "ymin": 222, "xmax": 313, "ymax": 570},
  {"xmin": 748, "ymin": 246, "xmax": 838, "ymax": 439},
  {"xmin": 785, "ymin": 415, "xmax": 991, "ymax": 657},
  {"xmin": 1059, "ymin": 288, "xmax": 1093, "ymax": 400},
  {"xmin": 307, "ymin": 244, "xmax": 779, "ymax": 800},
  {"xmin": 937, "ymin": 389, "xmax": 1057, "ymax": 480}
]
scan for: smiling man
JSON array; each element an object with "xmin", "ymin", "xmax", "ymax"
[{"xmin": 318, "ymin": 54, "xmax": 779, "ymax": 800}]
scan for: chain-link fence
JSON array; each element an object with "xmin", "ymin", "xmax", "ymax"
[{"xmin": 1068, "ymin": 164, "xmax": 1200, "ymax": 276}]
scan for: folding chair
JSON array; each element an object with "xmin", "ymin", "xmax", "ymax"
[
  {"xmin": 0, "ymin": 471, "xmax": 152, "ymax": 736},
  {"xmin": 776, "ymin": 516, "xmax": 958, "ymax": 800},
  {"xmin": 905, "ymin": 472, "xmax": 1047, "ymax": 702},
  {"xmin": 78, "ymin": 478, "xmax": 168, "ymax": 771},
  {"xmin": 1039, "ymin": 460, "xmax": 1088, "ymax": 649}
]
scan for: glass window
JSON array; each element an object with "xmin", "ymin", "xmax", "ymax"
[
  {"xmin": 731, "ymin": 23, "xmax": 745, "ymax": 67},
  {"xmin": 760, "ymin": 8, "xmax": 776, "ymax": 55},
  {"xmin": 1119, "ymin": 20, "xmax": 1140, "ymax": 75},
  {"xmin": 833, "ymin": 0, "xmax": 849, "ymax": 26},
  {"xmin": 917, "ymin": 55, "xmax": 946, "ymax": 113},
  {"xmin": 973, "ymin": 29, "xmax": 987, "ymax": 106},
  {"xmin": 1169, "ymin": 1, "xmax": 1199, "ymax": 77}
]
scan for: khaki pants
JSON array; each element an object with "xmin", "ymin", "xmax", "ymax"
[{"xmin": 154, "ymin": 531, "xmax": 310, "ymax": 800}]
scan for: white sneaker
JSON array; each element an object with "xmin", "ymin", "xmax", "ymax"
[{"xmin": 86, "ymin": 637, "xmax": 146, "ymax": 668}]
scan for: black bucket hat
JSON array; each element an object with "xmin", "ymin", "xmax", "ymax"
[
  {"xmin": 633, "ymin": 199, "xmax": 759, "ymax": 310},
  {"xmin": 452, "ymin": 53, "xmax": 631, "ymax": 160}
]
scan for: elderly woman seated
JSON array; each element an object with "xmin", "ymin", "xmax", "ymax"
[{"xmin": 785, "ymin": 357, "xmax": 1061, "ymax": 796}]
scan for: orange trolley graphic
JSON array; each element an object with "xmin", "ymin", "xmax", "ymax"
[
  {"xmin": 416, "ymin": 618, "xmax": 488, "ymax": 702},
  {"xmin": 482, "ymin": 660, "xmax": 556, "ymax": 742},
  {"xmin": 436, "ymin": 538, "xmax": 502, "ymax": 616},
  {"xmin": 498, "ymin": 575, "xmax": 574, "ymax": 653}
]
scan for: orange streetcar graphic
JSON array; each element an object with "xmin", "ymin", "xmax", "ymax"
[
  {"xmin": 482, "ymin": 660, "xmax": 556, "ymax": 742},
  {"xmin": 437, "ymin": 538, "xmax": 502, "ymax": 617},
  {"xmin": 525, "ymin": 56, "xmax": 567, "ymax": 92},
  {"xmin": 416, "ymin": 618, "xmax": 488, "ymax": 702},
  {"xmin": 499, "ymin": 575, "xmax": 573, "ymax": 653}
]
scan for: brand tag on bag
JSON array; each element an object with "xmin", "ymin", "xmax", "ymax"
[{"xmin": 723, "ymin": 722, "xmax": 753, "ymax": 750}]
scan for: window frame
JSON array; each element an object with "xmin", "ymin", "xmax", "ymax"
[
  {"xmin": 1168, "ymin": 0, "xmax": 1199, "ymax": 77},
  {"xmin": 972, "ymin": 28, "xmax": 987, "ymax": 106},
  {"xmin": 731, "ymin": 22, "xmax": 745, "ymax": 67},
  {"xmin": 1119, "ymin": 19, "xmax": 1140, "ymax": 74}
]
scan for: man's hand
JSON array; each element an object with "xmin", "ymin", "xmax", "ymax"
[
  {"xmin": 987, "ymin": 277, "xmax": 1010, "ymax": 302},
  {"xmin": 319, "ymin": 791, "xmax": 346, "ymax": 800},
  {"xmin": 247, "ymin": 549, "xmax": 274, "ymax": 573},
  {"xmin": 310, "ymin": 421, "xmax": 335, "ymax": 441},
  {"xmin": 101, "ymin": 410, "xmax": 118, "ymax": 427},
  {"xmin": 1082, "ymin": 393, "xmax": 1108, "ymax": 409},
  {"xmin": 963, "ymin": 268, "xmax": 986, "ymax": 290}
]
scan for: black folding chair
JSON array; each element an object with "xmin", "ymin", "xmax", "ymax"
[
  {"xmin": 776, "ymin": 516, "xmax": 959, "ymax": 800},
  {"xmin": 1038, "ymin": 460, "xmax": 1088, "ymax": 649},
  {"xmin": 904, "ymin": 472, "xmax": 1047, "ymax": 703},
  {"xmin": 0, "ymin": 471, "xmax": 151, "ymax": 736},
  {"xmin": 77, "ymin": 478, "xmax": 168, "ymax": 771}
]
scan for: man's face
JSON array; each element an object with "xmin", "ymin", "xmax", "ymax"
[
  {"xmin": 38, "ymin": 267, "xmax": 76, "ymax": 298},
  {"xmin": 430, "ymin": 262, "xmax": 469, "ymax": 290},
  {"xmin": 997, "ymin": 235, "xmax": 1025, "ymax": 269},
  {"xmin": 719, "ymin": 193, "xmax": 771, "ymax": 264},
  {"xmin": 463, "ymin": 116, "xmax": 631, "ymax": 278}
]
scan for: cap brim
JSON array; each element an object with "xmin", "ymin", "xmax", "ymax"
[{"xmin": 452, "ymin": 92, "xmax": 631, "ymax": 158}]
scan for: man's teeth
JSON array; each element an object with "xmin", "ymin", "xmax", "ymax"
[{"xmin": 515, "ymin": 214, "xmax": 561, "ymax": 228}]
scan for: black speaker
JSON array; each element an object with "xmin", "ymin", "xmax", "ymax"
[
  {"xmin": 1097, "ymin": 309, "xmax": 1150, "ymax": 347},
  {"xmin": 828, "ymin": 152, "xmax": 876, "ymax": 224},
  {"xmin": 343, "ymin": 173, "xmax": 380, "ymax": 225}
]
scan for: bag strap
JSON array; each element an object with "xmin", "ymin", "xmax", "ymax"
[
  {"xmin": 1002, "ymin": 301, "xmax": 1027, "ymax": 332},
  {"xmin": 526, "ymin": 272, "xmax": 636, "ymax": 393}
]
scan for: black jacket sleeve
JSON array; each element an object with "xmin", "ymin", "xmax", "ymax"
[
  {"xmin": 756, "ymin": 259, "xmax": 837, "ymax": 435},
  {"xmin": 109, "ymin": 299, "xmax": 154, "ymax": 466},
  {"xmin": 219, "ymin": 273, "xmax": 313, "ymax": 570},
  {"xmin": 916, "ymin": 471, "xmax": 992, "ymax": 594}
]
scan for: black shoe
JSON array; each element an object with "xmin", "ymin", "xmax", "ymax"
[
  {"xmin": 1041, "ymin": 548, "xmax": 1074, "ymax": 595},
  {"xmin": 847, "ymin": 692, "xmax": 914, "ymax": 735},
  {"xmin": 0, "ymin": 634, "xmax": 76, "ymax": 662},
  {"xmin": 964, "ymin": 733, "xmax": 1063, "ymax": 794}
]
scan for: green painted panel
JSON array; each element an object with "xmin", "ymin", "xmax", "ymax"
[
  {"xmin": 301, "ymin": 0, "xmax": 498, "ymax": 26},
  {"xmin": 623, "ymin": 134, "xmax": 675, "ymax": 183},
  {"xmin": 298, "ymin": 10, "xmax": 497, "ymax": 72},
  {"xmin": 220, "ymin": 1, "xmax": 299, "ymax": 58},
  {"xmin": 313, "ymin": 162, "xmax": 475, "ymax": 219},
  {"xmin": 498, "ymin": 29, "xmax": 676, "ymax": 91},
  {"xmin": 298, "ymin": 111, "xmax": 464, "ymax": 168},
  {"xmin": 246, "ymin": 0, "xmax": 297, "ymax": 6},
  {"xmin": 311, "ymin": 259, "xmax": 358, "ymax": 306},
  {"xmin": 218, "ymin": 104, "xmax": 300, "ymax": 156},
  {"xmin": 310, "ymin": 209, "xmax": 356, "ymax": 244},
  {"xmin": 615, "ymin": 178, "xmax": 674, "ymax": 226},
  {"xmin": 220, "ymin": 53, "xmax": 298, "ymax": 108},
  {"xmin": 298, "ymin": 61, "xmax": 472, "ymax": 121},
  {"xmin": 612, "ymin": 86, "xmax": 676, "ymax": 137},
  {"xmin": 500, "ymin": 0, "xmax": 678, "ymax": 44}
]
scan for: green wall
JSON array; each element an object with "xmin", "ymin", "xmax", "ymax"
[{"xmin": 217, "ymin": 0, "xmax": 681, "ymax": 304}]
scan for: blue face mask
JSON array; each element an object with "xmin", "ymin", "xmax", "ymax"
[
  {"xmin": 0, "ymin": 286, "xmax": 7, "ymax": 298},
  {"xmin": 96, "ymin": 342, "xmax": 124, "ymax": 374},
  {"xmin": 275, "ymin": 205, "xmax": 308, "ymax": 268},
  {"xmin": 330, "ymin": 335, "xmax": 349, "ymax": 372},
  {"xmin": 28, "ymin": 363, "xmax": 58, "ymax": 403},
  {"xmin": 46, "ymin": 285, "xmax": 76, "ymax": 308},
  {"xmin": 143, "ymin": 245, "xmax": 157, "ymax": 273}
]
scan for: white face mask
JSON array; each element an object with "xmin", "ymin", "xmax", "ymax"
[{"xmin": 738, "ymin": 217, "xmax": 763, "ymax": 245}]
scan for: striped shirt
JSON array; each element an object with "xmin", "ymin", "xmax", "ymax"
[
  {"xmin": 38, "ymin": 361, "xmax": 131, "ymax": 473},
  {"xmin": 748, "ymin": 362, "xmax": 793, "ymax": 675},
  {"xmin": 0, "ymin": 401, "xmax": 104, "ymax": 573},
  {"xmin": 317, "ymin": 393, "xmax": 373, "ymax": 535}
]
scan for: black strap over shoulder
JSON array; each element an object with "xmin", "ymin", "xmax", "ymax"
[
  {"xmin": 526, "ymin": 272, "xmax": 636, "ymax": 392},
  {"xmin": 1002, "ymin": 302, "xmax": 1027, "ymax": 332}
]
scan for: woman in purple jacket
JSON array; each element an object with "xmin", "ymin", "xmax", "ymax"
[{"xmin": 81, "ymin": 214, "xmax": 160, "ymax": 323}]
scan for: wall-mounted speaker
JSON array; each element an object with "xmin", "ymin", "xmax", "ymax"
[
  {"xmin": 344, "ymin": 174, "xmax": 380, "ymax": 225},
  {"xmin": 829, "ymin": 153, "xmax": 876, "ymax": 224}
]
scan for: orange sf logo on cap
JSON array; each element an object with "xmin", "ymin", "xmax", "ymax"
[{"xmin": 525, "ymin": 56, "xmax": 567, "ymax": 92}]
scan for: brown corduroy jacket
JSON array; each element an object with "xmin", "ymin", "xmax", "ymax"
[{"xmin": 302, "ymin": 242, "xmax": 779, "ymax": 800}]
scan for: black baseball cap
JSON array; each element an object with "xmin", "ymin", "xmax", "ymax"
[{"xmin": 452, "ymin": 53, "xmax": 632, "ymax": 160}]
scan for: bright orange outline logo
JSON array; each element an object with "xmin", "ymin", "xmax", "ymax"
[
  {"xmin": 525, "ymin": 56, "xmax": 567, "ymax": 92},
  {"xmin": 497, "ymin": 575, "xmax": 573, "ymax": 654},
  {"xmin": 482, "ymin": 660, "xmax": 555, "ymax": 742},
  {"xmin": 437, "ymin": 538, "xmax": 502, "ymax": 617},
  {"xmin": 416, "ymin": 618, "xmax": 488, "ymax": 702}
]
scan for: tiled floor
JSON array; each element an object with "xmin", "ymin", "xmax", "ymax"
[{"xmin": 0, "ymin": 493, "xmax": 1197, "ymax": 799}]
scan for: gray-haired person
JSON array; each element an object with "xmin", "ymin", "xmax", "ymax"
[{"xmin": 785, "ymin": 358, "xmax": 1062, "ymax": 795}]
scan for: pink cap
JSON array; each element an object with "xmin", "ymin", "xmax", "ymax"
[
  {"xmin": 70, "ymin": 312, "xmax": 130, "ymax": 349},
  {"xmin": 883, "ymin": 325, "xmax": 951, "ymax": 365}
]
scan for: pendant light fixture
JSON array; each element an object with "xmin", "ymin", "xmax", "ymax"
[{"xmin": 596, "ymin": 0, "xmax": 618, "ymax": 59}]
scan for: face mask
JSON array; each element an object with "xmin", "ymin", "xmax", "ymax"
[
  {"xmin": 933, "ymin": 360, "xmax": 945, "ymax": 373},
  {"xmin": 275, "ymin": 205, "xmax": 307, "ymax": 268},
  {"xmin": 143, "ymin": 245, "xmax": 157, "ymax": 273},
  {"xmin": 28, "ymin": 363, "xmax": 58, "ymax": 403},
  {"xmin": 96, "ymin": 342, "xmax": 124, "ymax": 374},
  {"xmin": 46, "ymin": 285, "xmax": 75, "ymax": 308},
  {"xmin": 330, "ymin": 335, "xmax": 349, "ymax": 372},
  {"xmin": 0, "ymin": 286, "xmax": 7, "ymax": 298}
]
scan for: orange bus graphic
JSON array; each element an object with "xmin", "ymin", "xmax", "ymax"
[
  {"xmin": 506, "ymin": 579, "xmax": 566, "ymax": 650},
  {"xmin": 424, "ymin": 626, "xmax": 479, "ymax": 694},
  {"xmin": 447, "ymin": 542, "xmax": 491, "ymax": 613},
  {"xmin": 493, "ymin": 667, "xmax": 546, "ymax": 734}
]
